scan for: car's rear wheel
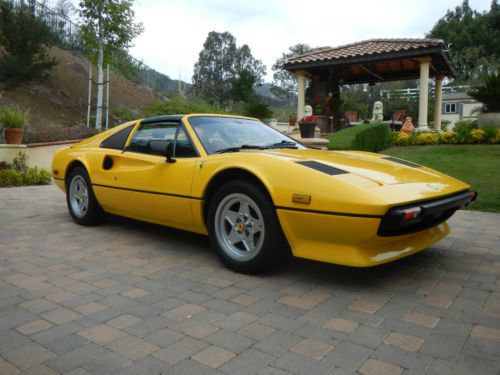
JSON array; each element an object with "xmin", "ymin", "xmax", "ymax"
[
  {"xmin": 66, "ymin": 166, "xmax": 105, "ymax": 225},
  {"xmin": 207, "ymin": 180, "xmax": 290, "ymax": 273}
]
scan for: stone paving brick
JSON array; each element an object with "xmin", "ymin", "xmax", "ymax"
[
  {"xmin": 144, "ymin": 328, "xmax": 184, "ymax": 347},
  {"xmin": 291, "ymin": 338, "xmax": 332, "ymax": 359},
  {"xmin": 348, "ymin": 300, "xmax": 382, "ymax": 314},
  {"xmin": 170, "ymin": 318, "xmax": 219, "ymax": 339},
  {"xmin": 358, "ymin": 358, "xmax": 402, "ymax": 375},
  {"xmin": 46, "ymin": 334, "xmax": 89, "ymax": 354},
  {"xmin": 75, "ymin": 302, "xmax": 108, "ymax": 316},
  {"xmin": 19, "ymin": 299, "xmax": 58, "ymax": 314},
  {"xmin": 163, "ymin": 303, "xmax": 205, "ymax": 321},
  {"xmin": 16, "ymin": 319, "xmax": 53, "ymax": 335},
  {"xmin": 230, "ymin": 293, "xmax": 259, "ymax": 306},
  {"xmin": 30, "ymin": 322, "xmax": 83, "ymax": 345},
  {"xmin": 325, "ymin": 341, "xmax": 372, "ymax": 371},
  {"xmin": 404, "ymin": 311, "xmax": 440, "ymax": 328},
  {"xmin": 22, "ymin": 364, "xmax": 58, "ymax": 375},
  {"xmin": 471, "ymin": 325, "xmax": 500, "ymax": 341},
  {"xmin": 205, "ymin": 329, "xmax": 256, "ymax": 354},
  {"xmin": 78, "ymin": 324, "xmax": 127, "ymax": 344},
  {"xmin": 238, "ymin": 322, "xmax": 275, "ymax": 340},
  {"xmin": 81, "ymin": 350, "xmax": 131, "ymax": 375},
  {"xmin": 273, "ymin": 351, "xmax": 332, "ymax": 375},
  {"xmin": 106, "ymin": 335, "xmax": 160, "ymax": 360},
  {"xmin": 2, "ymin": 341, "xmax": 56, "ymax": 370},
  {"xmin": 107, "ymin": 314, "xmax": 143, "ymax": 329},
  {"xmin": 372, "ymin": 344, "xmax": 434, "ymax": 373},
  {"xmin": 347, "ymin": 324, "xmax": 390, "ymax": 349},
  {"xmin": 121, "ymin": 287, "xmax": 150, "ymax": 298},
  {"xmin": 278, "ymin": 295, "xmax": 317, "ymax": 310},
  {"xmin": 192, "ymin": 345, "xmax": 236, "ymax": 368},
  {"xmin": 108, "ymin": 356, "xmax": 171, "ymax": 375},
  {"xmin": 422, "ymin": 295, "xmax": 453, "ymax": 308},
  {"xmin": 41, "ymin": 307, "xmax": 82, "ymax": 325},
  {"xmin": 323, "ymin": 318, "xmax": 358, "ymax": 334},
  {"xmin": 219, "ymin": 349, "xmax": 274, "ymax": 375},
  {"xmin": 153, "ymin": 336, "xmax": 208, "ymax": 364},
  {"xmin": 0, "ymin": 360, "xmax": 20, "ymax": 375},
  {"xmin": 384, "ymin": 332, "xmax": 424, "ymax": 351}
]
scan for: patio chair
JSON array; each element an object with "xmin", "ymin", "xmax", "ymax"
[
  {"xmin": 344, "ymin": 111, "xmax": 362, "ymax": 127},
  {"xmin": 390, "ymin": 109, "xmax": 406, "ymax": 131}
]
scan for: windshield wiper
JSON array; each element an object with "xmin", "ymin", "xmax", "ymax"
[
  {"xmin": 214, "ymin": 145, "xmax": 265, "ymax": 154},
  {"xmin": 265, "ymin": 140, "xmax": 298, "ymax": 149}
]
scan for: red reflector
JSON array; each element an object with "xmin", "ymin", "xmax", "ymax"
[
  {"xmin": 403, "ymin": 207, "xmax": 421, "ymax": 221},
  {"xmin": 403, "ymin": 211, "xmax": 416, "ymax": 221}
]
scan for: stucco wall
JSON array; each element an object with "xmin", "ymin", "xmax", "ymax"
[{"xmin": 0, "ymin": 141, "xmax": 76, "ymax": 171}]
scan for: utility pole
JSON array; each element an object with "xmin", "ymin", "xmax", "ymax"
[
  {"xmin": 86, "ymin": 62, "xmax": 92, "ymax": 128},
  {"xmin": 105, "ymin": 64, "xmax": 110, "ymax": 130},
  {"xmin": 95, "ymin": 1, "xmax": 104, "ymax": 130}
]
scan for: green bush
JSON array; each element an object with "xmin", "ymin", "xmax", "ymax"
[
  {"xmin": 0, "ymin": 152, "xmax": 51, "ymax": 187},
  {"xmin": 454, "ymin": 119, "xmax": 478, "ymax": 143},
  {"xmin": 0, "ymin": 105, "xmax": 29, "ymax": 128},
  {"xmin": 144, "ymin": 97, "xmax": 227, "ymax": 117},
  {"xmin": 242, "ymin": 103, "xmax": 273, "ymax": 121},
  {"xmin": 482, "ymin": 125, "xmax": 498, "ymax": 143},
  {"xmin": 328, "ymin": 123, "xmax": 390, "ymax": 152}
]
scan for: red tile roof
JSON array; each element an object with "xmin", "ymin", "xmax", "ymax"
[{"xmin": 285, "ymin": 38, "xmax": 445, "ymax": 66}]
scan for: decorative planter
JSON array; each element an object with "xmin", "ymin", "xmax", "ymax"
[
  {"xmin": 4, "ymin": 128, "xmax": 25, "ymax": 144},
  {"xmin": 478, "ymin": 113, "xmax": 500, "ymax": 128},
  {"xmin": 288, "ymin": 118, "xmax": 297, "ymax": 126},
  {"xmin": 299, "ymin": 123, "xmax": 316, "ymax": 138}
]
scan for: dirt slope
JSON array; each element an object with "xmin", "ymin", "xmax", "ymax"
[{"xmin": 0, "ymin": 47, "xmax": 161, "ymax": 128}]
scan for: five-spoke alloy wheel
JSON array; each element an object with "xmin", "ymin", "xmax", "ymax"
[
  {"xmin": 208, "ymin": 180, "xmax": 290, "ymax": 273},
  {"xmin": 66, "ymin": 166, "xmax": 105, "ymax": 225}
]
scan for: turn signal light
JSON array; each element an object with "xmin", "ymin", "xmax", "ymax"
[{"xmin": 402, "ymin": 207, "xmax": 422, "ymax": 221}]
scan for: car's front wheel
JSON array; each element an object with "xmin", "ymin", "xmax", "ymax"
[
  {"xmin": 207, "ymin": 180, "xmax": 290, "ymax": 273},
  {"xmin": 66, "ymin": 166, "xmax": 105, "ymax": 225}
]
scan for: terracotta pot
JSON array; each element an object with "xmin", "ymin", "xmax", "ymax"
[
  {"xmin": 4, "ymin": 128, "xmax": 25, "ymax": 144},
  {"xmin": 288, "ymin": 117, "xmax": 296, "ymax": 126},
  {"xmin": 299, "ymin": 123, "xmax": 316, "ymax": 138}
]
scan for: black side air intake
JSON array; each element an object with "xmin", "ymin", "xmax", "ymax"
[
  {"xmin": 296, "ymin": 161, "xmax": 348, "ymax": 175},
  {"xmin": 382, "ymin": 156, "xmax": 421, "ymax": 168}
]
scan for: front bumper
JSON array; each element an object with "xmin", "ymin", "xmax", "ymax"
[{"xmin": 378, "ymin": 191, "xmax": 477, "ymax": 236}]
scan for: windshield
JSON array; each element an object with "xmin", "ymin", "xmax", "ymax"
[{"xmin": 188, "ymin": 116, "xmax": 305, "ymax": 154}]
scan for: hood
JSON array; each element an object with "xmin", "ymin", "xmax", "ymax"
[{"xmin": 261, "ymin": 149, "xmax": 440, "ymax": 185}]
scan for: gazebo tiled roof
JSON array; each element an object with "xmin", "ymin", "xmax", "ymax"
[{"xmin": 284, "ymin": 38, "xmax": 455, "ymax": 79}]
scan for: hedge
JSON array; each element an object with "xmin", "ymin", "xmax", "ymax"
[{"xmin": 328, "ymin": 123, "xmax": 390, "ymax": 152}]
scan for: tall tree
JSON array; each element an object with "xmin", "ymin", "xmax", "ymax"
[
  {"xmin": 78, "ymin": 0, "xmax": 143, "ymax": 130},
  {"xmin": 427, "ymin": 0, "xmax": 499, "ymax": 81},
  {"xmin": 192, "ymin": 31, "xmax": 265, "ymax": 104},
  {"xmin": 0, "ymin": 0, "xmax": 58, "ymax": 85},
  {"xmin": 271, "ymin": 44, "xmax": 311, "ymax": 101}
]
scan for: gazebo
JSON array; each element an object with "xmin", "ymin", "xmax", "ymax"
[{"xmin": 284, "ymin": 38, "xmax": 455, "ymax": 131}]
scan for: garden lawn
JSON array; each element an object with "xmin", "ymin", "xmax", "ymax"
[{"xmin": 382, "ymin": 145, "xmax": 500, "ymax": 212}]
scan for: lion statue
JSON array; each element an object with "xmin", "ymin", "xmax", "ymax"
[{"xmin": 371, "ymin": 101, "xmax": 384, "ymax": 122}]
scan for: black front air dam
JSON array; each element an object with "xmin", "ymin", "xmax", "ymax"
[{"xmin": 378, "ymin": 191, "xmax": 478, "ymax": 236}]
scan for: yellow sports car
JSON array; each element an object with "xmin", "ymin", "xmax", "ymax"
[{"xmin": 52, "ymin": 114, "xmax": 477, "ymax": 273}]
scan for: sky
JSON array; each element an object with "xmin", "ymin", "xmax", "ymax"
[{"xmin": 85, "ymin": 0, "xmax": 494, "ymax": 83}]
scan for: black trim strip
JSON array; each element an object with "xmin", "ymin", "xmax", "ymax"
[
  {"xmin": 53, "ymin": 177, "xmax": 64, "ymax": 181},
  {"xmin": 92, "ymin": 183, "xmax": 203, "ymax": 201},
  {"xmin": 276, "ymin": 205, "xmax": 383, "ymax": 219}
]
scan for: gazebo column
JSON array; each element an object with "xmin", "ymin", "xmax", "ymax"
[
  {"xmin": 433, "ymin": 74, "xmax": 444, "ymax": 131},
  {"xmin": 296, "ymin": 70, "xmax": 306, "ymax": 121},
  {"xmin": 417, "ymin": 57, "xmax": 431, "ymax": 131}
]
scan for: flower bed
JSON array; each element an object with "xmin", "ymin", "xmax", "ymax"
[
  {"xmin": 393, "ymin": 127, "xmax": 500, "ymax": 146},
  {"xmin": 0, "ymin": 152, "xmax": 51, "ymax": 187}
]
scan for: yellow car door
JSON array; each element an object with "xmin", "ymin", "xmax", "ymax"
[{"xmin": 92, "ymin": 120, "xmax": 200, "ymax": 231}]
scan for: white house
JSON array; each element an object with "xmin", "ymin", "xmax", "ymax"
[{"xmin": 442, "ymin": 92, "xmax": 480, "ymax": 129}]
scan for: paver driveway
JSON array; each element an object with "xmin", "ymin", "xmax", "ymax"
[{"xmin": 1, "ymin": 185, "xmax": 499, "ymax": 374}]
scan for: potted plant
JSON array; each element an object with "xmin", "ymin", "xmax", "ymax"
[
  {"xmin": 299, "ymin": 115, "xmax": 318, "ymax": 138},
  {"xmin": 468, "ymin": 73, "xmax": 500, "ymax": 128},
  {"xmin": 0, "ymin": 106, "xmax": 29, "ymax": 144},
  {"xmin": 288, "ymin": 113, "xmax": 297, "ymax": 126}
]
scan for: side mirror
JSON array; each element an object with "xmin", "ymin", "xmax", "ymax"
[
  {"xmin": 148, "ymin": 140, "xmax": 176, "ymax": 163},
  {"xmin": 165, "ymin": 141, "xmax": 176, "ymax": 163}
]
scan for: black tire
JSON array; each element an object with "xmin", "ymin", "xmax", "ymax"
[
  {"xmin": 66, "ymin": 166, "xmax": 105, "ymax": 225},
  {"xmin": 207, "ymin": 180, "xmax": 290, "ymax": 274}
]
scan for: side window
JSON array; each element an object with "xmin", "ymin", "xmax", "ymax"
[
  {"xmin": 100, "ymin": 125, "xmax": 134, "ymax": 150},
  {"xmin": 127, "ymin": 122, "xmax": 196, "ymax": 157}
]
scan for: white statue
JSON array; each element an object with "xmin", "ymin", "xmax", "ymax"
[
  {"xmin": 371, "ymin": 101, "xmax": 384, "ymax": 122},
  {"xmin": 304, "ymin": 105, "xmax": 313, "ymax": 117}
]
